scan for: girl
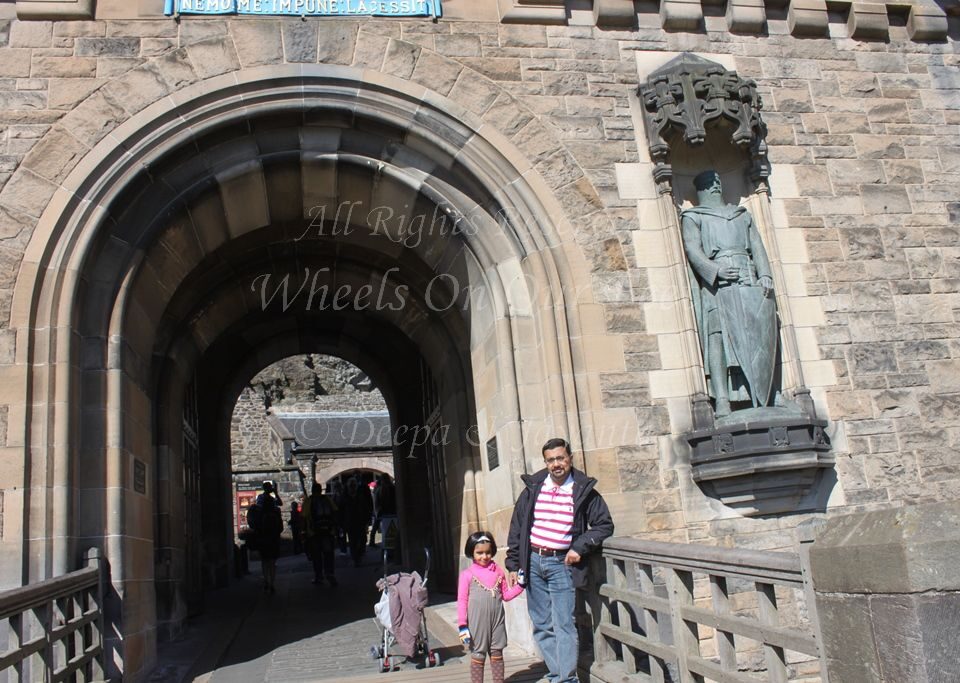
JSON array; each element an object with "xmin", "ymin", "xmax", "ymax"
[{"xmin": 457, "ymin": 531, "xmax": 525, "ymax": 683}]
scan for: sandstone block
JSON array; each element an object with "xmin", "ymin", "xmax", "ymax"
[
  {"xmin": 861, "ymin": 184, "xmax": 912, "ymax": 214},
  {"xmin": 0, "ymin": 50, "xmax": 29, "ymax": 78},
  {"xmin": 230, "ymin": 21, "xmax": 283, "ymax": 68},
  {"xmin": 185, "ymin": 38, "xmax": 240, "ymax": 80},
  {"xmin": 0, "ymin": 169, "xmax": 56, "ymax": 218},
  {"xmin": 352, "ymin": 31, "xmax": 388, "ymax": 70},
  {"xmin": 847, "ymin": 3, "xmax": 889, "ymax": 40},
  {"xmin": 726, "ymin": 0, "xmax": 766, "ymax": 33},
  {"xmin": 499, "ymin": 24, "xmax": 548, "ymax": 48},
  {"xmin": 382, "ymin": 39, "xmax": 419, "ymax": 79},
  {"xmin": 20, "ymin": 126, "xmax": 87, "ymax": 183},
  {"xmin": 51, "ymin": 21, "xmax": 102, "ymax": 38},
  {"xmin": 828, "ymin": 159, "xmax": 884, "ymax": 186},
  {"xmin": 282, "ymin": 21, "xmax": 317, "ymax": 64},
  {"xmin": 9, "ymin": 20, "xmax": 52, "ymax": 48},
  {"xmin": 316, "ymin": 21, "xmax": 357, "ymax": 65},
  {"xmin": 787, "ymin": 0, "xmax": 828, "ymax": 36},
  {"xmin": 411, "ymin": 51, "xmax": 462, "ymax": 97},
  {"xmin": 103, "ymin": 63, "xmax": 169, "ymax": 115},
  {"xmin": 58, "ymin": 89, "xmax": 126, "ymax": 147},
  {"xmin": 854, "ymin": 135, "xmax": 905, "ymax": 160},
  {"xmin": 179, "ymin": 19, "xmax": 228, "ymax": 46},
  {"xmin": 593, "ymin": 0, "xmax": 636, "ymax": 28},
  {"xmin": 76, "ymin": 37, "xmax": 140, "ymax": 58},
  {"xmin": 534, "ymin": 149, "xmax": 584, "ymax": 191},
  {"xmin": 434, "ymin": 34, "xmax": 481, "ymax": 58},
  {"xmin": 542, "ymin": 71, "xmax": 588, "ymax": 96},
  {"xmin": 460, "ymin": 57, "xmax": 521, "ymax": 82},
  {"xmin": 106, "ymin": 21, "xmax": 178, "ymax": 38},
  {"xmin": 31, "ymin": 55, "xmax": 97, "ymax": 78},
  {"xmin": 448, "ymin": 69, "xmax": 500, "ymax": 116},
  {"xmin": 480, "ymin": 92, "xmax": 530, "ymax": 137},
  {"xmin": 907, "ymin": 3, "xmax": 948, "ymax": 41},
  {"xmin": 855, "ymin": 52, "xmax": 906, "ymax": 73},
  {"xmin": 811, "ymin": 501, "xmax": 960, "ymax": 593},
  {"xmin": 660, "ymin": 0, "xmax": 703, "ymax": 31}
]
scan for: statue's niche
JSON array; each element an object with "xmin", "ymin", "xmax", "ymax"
[{"xmin": 637, "ymin": 53, "xmax": 834, "ymax": 515}]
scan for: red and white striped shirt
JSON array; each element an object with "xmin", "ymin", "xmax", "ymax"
[{"xmin": 529, "ymin": 475, "xmax": 575, "ymax": 549}]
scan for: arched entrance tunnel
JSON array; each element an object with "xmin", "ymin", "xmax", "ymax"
[
  {"xmin": 126, "ymin": 110, "xmax": 491, "ymax": 636},
  {"xmin": 17, "ymin": 66, "xmax": 592, "ymax": 676}
]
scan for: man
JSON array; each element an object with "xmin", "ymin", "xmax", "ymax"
[
  {"xmin": 681, "ymin": 169, "xmax": 778, "ymax": 417},
  {"xmin": 303, "ymin": 482, "xmax": 339, "ymax": 586},
  {"xmin": 506, "ymin": 438, "xmax": 614, "ymax": 683},
  {"xmin": 249, "ymin": 481, "xmax": 283, "ymax": 593}
]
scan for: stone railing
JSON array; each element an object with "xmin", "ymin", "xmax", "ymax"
[
  {"xmin": 0, "ymin": 549, "xmax": 105, "ymax": 682},
  {"xmin": 591, "ymin": 537, "xmax": 822, "ymax": 683}
]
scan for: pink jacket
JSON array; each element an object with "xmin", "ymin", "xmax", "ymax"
[{"xmin": 456, "ymin": 560, "xmax": 524, "ymax": 627}]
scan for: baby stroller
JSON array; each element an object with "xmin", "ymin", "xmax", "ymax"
[{"xmin": 371, "ymin": 549, "xmax": 441, "ymax": 672}]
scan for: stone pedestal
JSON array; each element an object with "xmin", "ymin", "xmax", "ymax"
[{"xmin": 808, "ymin": 502, "xmax": 960, "ymax": 683}]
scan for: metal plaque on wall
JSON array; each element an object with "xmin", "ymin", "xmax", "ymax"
[{"xmin": 134, "ymin": 459, "xmax": 147, "ymax": 494}]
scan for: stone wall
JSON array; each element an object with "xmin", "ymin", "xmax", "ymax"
[
  {"xmin": 230, "ymin": 354, "xmax": 386, "ymax": 471},
  {"xmin": 0, "ymin": 6, "xmax": 956, "ymax": 564}
]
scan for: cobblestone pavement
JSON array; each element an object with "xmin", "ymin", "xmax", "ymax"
[
  {"xmin": 206, "ymin": 549, "xmax": 435, "ymax": 682},
  {"xmin": 152, "ymin": 547, "xmax": 549, "ymax": 682}
]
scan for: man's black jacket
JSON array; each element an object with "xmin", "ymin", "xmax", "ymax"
[{"xmin": 505, "ymin": 467, "xmax": 614, "ymax": 588}]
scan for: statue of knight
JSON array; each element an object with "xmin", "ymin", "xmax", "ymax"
[{"xmin": 681, "ymin": 170, "xmax": 779, "ymax": 418}]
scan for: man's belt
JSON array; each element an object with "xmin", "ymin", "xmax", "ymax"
[{"xmin": 530, "ymin": 544, "xmax": 569, "ymax": 557}]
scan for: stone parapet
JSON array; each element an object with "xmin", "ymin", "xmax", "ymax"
[{"xmin": 809, "ymin": 502, "xmax": 960, "ymax": 682}]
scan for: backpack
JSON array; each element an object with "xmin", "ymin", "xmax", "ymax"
[
  {"xmin": 311, "ymin": 495, "xmax": 337, "ymax": 535},
  {"xmin": 249, "ymin": 495, "xmax": 282, "ymax": 537}
]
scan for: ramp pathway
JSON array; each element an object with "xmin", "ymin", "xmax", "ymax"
[{"xmin": 150, "ymin": 548, "xmax": 549, "ymax": 682}]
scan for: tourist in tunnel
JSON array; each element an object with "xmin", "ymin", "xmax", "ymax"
[
  {"xmin": 303, "ymin": 482, "xmax": 339, "ymax": 586},
  {"xmin": 369, "ymin": 474, "xmax": 397, "ymax": 547},
  {"xmin": 249, "ymin": 481, "xmax": 284, "ymax": 594},
  {"xmin": 342, "ymin": 476, "xmax": 374, "ymax": 567}
]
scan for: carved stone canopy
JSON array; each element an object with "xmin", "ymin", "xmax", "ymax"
[{"xmin": 638, "ymin": 54, "xmax": 769, "ymax": 189}]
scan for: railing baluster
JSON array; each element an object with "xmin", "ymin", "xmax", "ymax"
[
  {"xmin": 611, "ymin": 559, "xmax": 637, "ymax": 675},
  {"xmin": 0, "ymin": 550, "xmax": 104, "ymax": 682},
  {"xmin": 756, "ymin": 582, "xmax": 788, "ymax": 683},
  {"xmin": 592, "ymin": 538, "xmax": 821, "ymax": 683},
  {"xmin": 637, "ymin": 562, "xmax": 665, "ymax": 683},
  {"xmin": 667, "ymin": 568, "xmax": 704, "ymax": 683},
  {"xmin": 709, "ymin": 574, "xmax": 737, "ymax": 672},
  {"xmin": 11, "ymin": 613, "xmax": 23, "ymax": 683},
  {"xmin": 594, "ymin": 556, "xmax": 617, "ymax": 664}
]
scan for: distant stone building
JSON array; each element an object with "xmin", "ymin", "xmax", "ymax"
[{"xmin": 0, "ymin": 0, "xmax": 957, "ymax": 679}]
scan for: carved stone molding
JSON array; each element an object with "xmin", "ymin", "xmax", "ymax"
[
  {"xmin": 498, "ymin": 0, "xmax": 568, "ymax": 24},
  {"xmin": 638, "ymin": 53, "xmax": 769, "ymax": 191},
  {"xmin": 686, "ymin": 410, "xmax": 834, "ymax": 515},
  {"xmin": 17, "ymin": 0, "xmax": 95, "ymax": 19}
]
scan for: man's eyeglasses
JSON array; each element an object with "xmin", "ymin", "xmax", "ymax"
[{"xmin": 544, "ymin": 455, "xmax": 570, "ymax": 465}]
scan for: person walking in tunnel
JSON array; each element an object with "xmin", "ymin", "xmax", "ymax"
[
  {"xmin": 303, "ymin": 482, "xmax": 339, "ymax": 586},
  {"xmin": 342, "ymin": 476, "xmax": 373, "ymax": 567},
  {"xmin": 288, "ymin": 500, "xmax": 304, "ymax": 555},
  {"xmin": 458, "ymin": 531, "xmax": 524, "ymax": 683},
  {"xmin": 506, "ymin": 438, "xmax": 614, "ymax": 683},
  {"xmin": 369, "ymin": 474, "xmax": 397, "ymax": 547},
  {"xmin": 248, "ymin": 481, "xmax": 284, "ymax": 594}
]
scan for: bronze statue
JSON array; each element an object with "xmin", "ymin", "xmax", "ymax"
[{"xmin": 681, "ymin": 170, "xmax": 778, "ymax": 417}]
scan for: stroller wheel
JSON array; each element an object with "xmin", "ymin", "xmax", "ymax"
[
  {"xmin": 427, "ymin": 651, "xmax": 441, "ymax": 667},
  {"xmin": 379, "ymin": 656, "xmax": 391, "ymax": 673}
]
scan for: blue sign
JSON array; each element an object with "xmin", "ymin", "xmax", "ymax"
[{"xmin": 165, "ymin": 0, "xmax": 441, "ymax": 17}]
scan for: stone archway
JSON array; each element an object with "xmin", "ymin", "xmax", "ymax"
[{"xmin": 7, "ymin": 61, "xmax": 602, "ymax": 677}]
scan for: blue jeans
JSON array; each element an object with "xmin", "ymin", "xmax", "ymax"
[{"xmin": 527, "ymin": 553, "xmax": 578, "ymax": 683}]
